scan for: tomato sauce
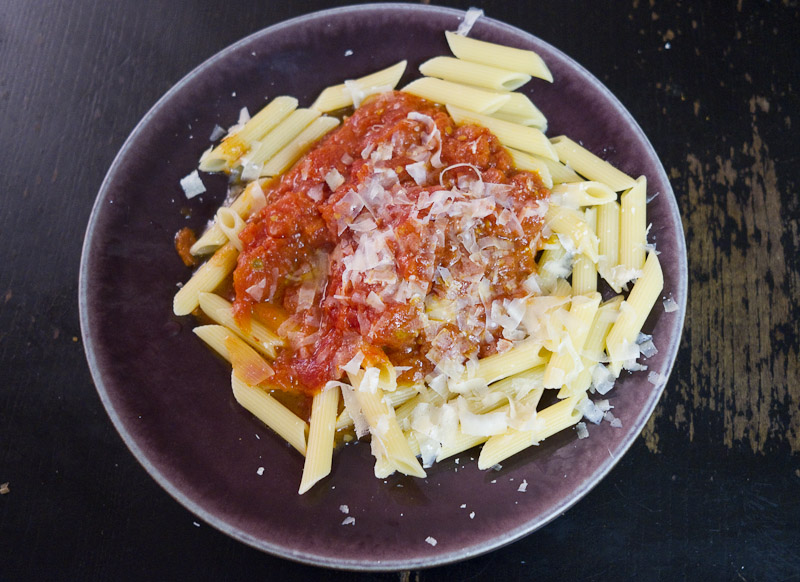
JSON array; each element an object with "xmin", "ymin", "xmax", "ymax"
[{"xmin": 233, "ymin": 91, "xmax": 549, "ymax": 395}]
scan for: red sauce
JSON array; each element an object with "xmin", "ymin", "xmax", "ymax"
[{"xmin": 233, "ymin": 92, "xmax": 549, "ymax": 395}]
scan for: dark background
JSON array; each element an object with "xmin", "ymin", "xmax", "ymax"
[{"xmin": 1, "ymin": 1, "xmax": 798, "ymax": 580}]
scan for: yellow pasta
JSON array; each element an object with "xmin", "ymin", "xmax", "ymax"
[
  {"xmin": 445, "ymin": 31, "xmax": 553, "ymax": 82},
  {"xmin": 571, "ymin": 207, "xmax": 598, "ymax": 295},
  {"xmin": 543, "ymin": 292, "xmax": 601, "ymax": 390},
  {"xmin": 199, "ymin": 96, "xmax": 298, "ymax": 172},
  {"xmin": 352, "ymin": 372, "xmax": 426, "ymax": 478},
  {"xmin": 505, "ymin": 148, "xmax": 553, "ymax": 188},
  {"xmin": 477, "ymin": 396, "xmax": 582, "ymax": 469},
  {"xmin": 173, "ymin": 242, "xmax": 238, "ymax": 316},
  {"xmin": 261, "ymin": 116, "xmax": 340, "ymax": 177},
  {"xmin": 190, "ymin": 179, "xmax": 270, "ymax": 256},
  {"xmin": 216, "ymin": 207, "xmax": 246, "ymax": 251},
  {"xmin": 545, "ymin": 204, "xmax": 600, "ymax": 262},
  {"xmin": 551, "ymin": 181, "xmax": 617, "ymax": 207},
  {"xmin": 619, "ymin": 176, "xmax": 648, "ymax": 273},
  {"xmin": 298, "ymin": 385, "xmax": 339, "ymax": 494},
  {"xmin": 470, "ymin": 339, "xmax": 546, "ymax": 384},
  {"xmin": 597, "ymin": 200, "xmax": 620, "ymax": 285},
  {"xmin": 418, "ymin": 56, "xmax": 531, "ymax": 91},
  {"xmin": 231, "ymin": 374, "xmax": 308, "ymax": 456},
  {"xmin": 402, "ymin": 78, "xmax": 510, "ymax": 114},
  {"xmin": 446, "ymin": 105, "xmax": 558, "ymax": 160},
  {"xmin": 567, "ymin": 296, "xmax": 623, "ymax": 394},
  {"xmin": 606, "ymin": 251, "xmax": 664, "ymax": 375},
  {"xmin": 197, "ymin": 292, "xmax": 282, "ymax": 358},
  {"xmin": 538, "ymin": 155, "xmax": 584, "ymax": 185},
  {"xmin": 490, "ymin": 91, "xmax": 547, "ymax": 131},
  {"xmin": 246, "ymin": 109, "xmax": 321, "ymax": 167},
  {"xmin": 311, "ymin": 60, "xmax": 407, "ymax": 112},
  {"xmin": 550, "ymin": 135, "xmax": 637, "ymax": 191}
]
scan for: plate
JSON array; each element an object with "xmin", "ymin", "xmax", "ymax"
[{"xmin": 79, "ymin": 4, "xmax": 687, "ymax": 570}]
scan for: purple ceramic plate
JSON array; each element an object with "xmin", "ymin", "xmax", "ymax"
[{"xmin": 80, "ymin": 4, "xmax": 687, "ymax": 570}]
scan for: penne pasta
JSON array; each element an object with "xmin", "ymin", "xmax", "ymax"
[
  {"xmin": 477, "ymin": 396, "xmax": 582, "ymax": 469},
  {"xmin": 619, "ymin": 176, "xmax": 648, "ymax": 273},
  {"xmin": 173, "ymin": 242, "xmax": 238, "ymax": 316},
  {"xmin": 245, "ymin": 109, "xmax": 321, "ymax": 167},
  {"xmin": 351, "ymin": 371, "xmax": 426, "ymax": 478},
  {"xmin": 199, "ymin": 96, "xmax": 298, "ymax": 172},
  {"xmin": 299, "ymin": 385, "xmax": 339, "ymax": 494},
  {"xmin": 447, "ymin": 105, "xmax": 558, "ymax": 160},
  {"xmin": 545, "ymin": 204, "xmax": 600, "ymax": 262},
  {"xmin": 571, "ymin": 207, "xmax": 598, "ymax": 295},
  {"xmin": 505, "ymin": 148, "xmax": 554, "ymax": 188},
  {"xmin": 402, "ymin": 77, "xmax": 510, "ymax": 114},
  {"xmin": 445, "ymin": 31, "xmax": 553, "ymax": 82},
  {"xmin": 544, "ymin": 292, "xmax": 601, "ymax": 390},
  {"xmin": 489, "ymin": 91, "xmax": 547, "ymax": 131},
  {"xmin": 231, "ymin": 374, "xmax": 308, "ymax": 456},
  {"xmin": 190, "ymin": 179, "xmax": 270, "ymax": 256},
  {"xmin": 606, "ymin": 251, "xmax": 664, "ymax": 375},
  {"xmin": 261, "ymin": 116, "xmax": 340, "ymax": 177},
  {"xmin": 550, "ymin": 181, "xmax": 617, "ymax": 208},
  {"xmin": 311, "ymin": 61, "xmax": 407, "ymax": 112},
  {"xmin": 418, "ymin": 56, "xmax": 531, "ymax": 91},
  {"xmin": 198, "ymin": 292, "xmax": 282, "ymax": 358},
  {"xmin": 550, "ymin": 135, "xmax": 636, "ymax": 191},
  {"xmin": 597, "ymin": 199, "xmax": 621, "ymax": 286}
]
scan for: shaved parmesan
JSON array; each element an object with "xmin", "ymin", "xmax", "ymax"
[
  {"xmin": 180, "ymin": 170, "xmax": 206, "ymax": 199},
  {"xmin": 454, "ymin": 8, "xmax": 484, "ymax": 36}
]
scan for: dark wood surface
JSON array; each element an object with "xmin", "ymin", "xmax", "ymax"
[{"xmin": 1, "ymin": 1, "xmax": 798, "ymax": 580}]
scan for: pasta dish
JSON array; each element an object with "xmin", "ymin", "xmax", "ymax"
[{"xmin": 173, "ymin": 27, "xmax": 664, "ymax": 494}]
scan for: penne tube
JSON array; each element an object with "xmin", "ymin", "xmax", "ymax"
[
  {"xmin": 351, "ymin": 371, "xmax": 426, "ymax": 478},
  {"xmin": 619, "ymin": 176, "xmax": 647, "ymax": 273},
  {"xmin": 336, "ymin": 383, "xmax": 419, "ymax": 431},
  {"xmin": 445, "ymin": 31, "xmax": 553, "ymax": 82},
  {"xmin": 216, "ymin": 207, "xmax": 246, "ymax": 251},
  {"xmin": 505, "ymin": 148, "xmax": 553, "ymax": 188},
  {"xmin": 545, "ymin": 205, "xmax": 600, "ymax": 262},
  {"xmin": 470, "ymin": 340, "xmax": 546, "ymax": 384},
  {"xmin": 246, "ymin": 109, "xmax": 321, "ymax": 167},
  {"xmin": 550, "ymin": 181, "xmax": 617, "ymax": 208},
  {"xmin": 597, "ymin": 200, "xmax": 620, "ymax": 285},
  {"xmin": 477, "ymin": 396, "xmax": 582, "ymax": 469},
  {"xmin": 419, "ymin": 56, "xmax": 531, "ymax": 91},
  {"xmin": 544, "ymin": 292, "xmax": 601, "ymax": 390},
  {"xmin": 198, "ymin": 292, "xmax": 282, "ymax": 358},
  {"xmin": 173, "ymin": 242, "xmax": 238, "ymax": 316},
  {"xmin": 402, "ymin": 78, "xmax": 510, "ymax": 114},
  {"xmin": 231, "ymin": 374, "xmax": 308, "ymax": 456},
  {"xmin": 538, "ymin": 155, "xmax": 584, "ymax": 185},
  {"xmin": 571, "ymin": 207, "xmax": 598, "ymax": 295},
  {"xmin": 261, "ymin": 116, "xmax": 340, "ymax": 177},
  {"xmin": 606, "ymin": 251, "xmax": 664, "ymax": 375},
  {"xmin": 299, "ymin": 384, "xmax": 339, "ymax": 494},
  {"xmin": 489, "ymin": 91, "xmax": 547, "ymax": 131},
  {"xmin": 550, "ymin": 136, "xmax": 636, "ymax": 191},
  {"xmin": 447, "ymin": 105, "xmax": 558, "ymax": 160},
  {"xmin": 567, "ymin": 296, "xmax": 623, "ymax": 394},
  {"xmin": 198, "ymin": 96, "xmax": 298, "ymax": 172},
  {"xmin": 311, "ymin": 61, "xmax": 407, "ymax": 112},
  {"xmin": 190, "ymin": 179, "xmax": 270, "ymax": 256},
  {"xmin": 437, "ymin": 382, "xmax": 545, "ymax": 461}
]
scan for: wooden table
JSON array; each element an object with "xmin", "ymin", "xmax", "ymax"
[{"xmin": 2, "ymin": 1, "xmax": 798, "ymax": 579}]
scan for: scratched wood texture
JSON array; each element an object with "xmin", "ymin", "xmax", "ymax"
[{"xmin": 0, "ymin": 1, "xmax": 798, "ymax": 580}]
